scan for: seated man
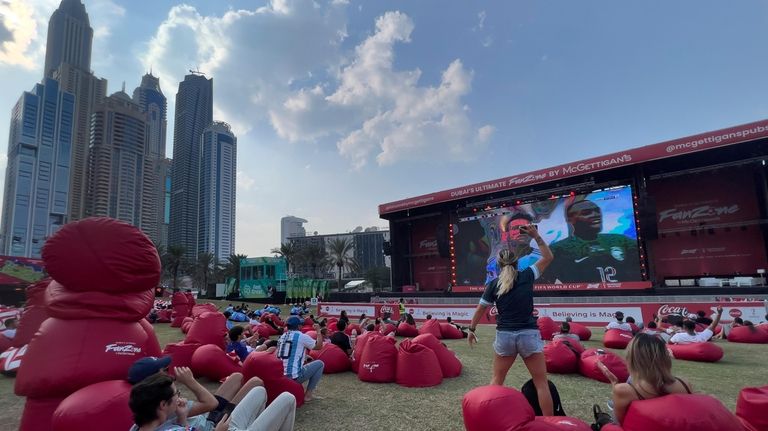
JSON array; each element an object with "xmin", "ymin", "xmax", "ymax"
[
  {"xmin": 552, "ymin": 322, "xmax": 580, "ymax": 342},
  {"xmin": 381, "ymin": 312, "xmax": 396, "ymax": 326},
  {"xmin": 226, "ymin": 326, "xmax": 259, "ymax": 362},
  {"xmin": 605, "ymin": 311, "xmax": 632, "ymax": 332},
  {"xmin": 276, "ymin": 316, "xmax": 325, "ymax": 401},
  {"xmin": 330, "ymin": 320, "xmax": 352, "ymax": 356},
  {"xmin": 2, "ymin": 318, "xmax": 17, "ymax": 339},
  {"xmin": 641, "ymin": 321, "xmax": 670, "ymax": 342},
  {"xmin": 446, "ymin": 316, "xmax": 469, "ymax": 338},
  {"xmin": 669, "ymin": 306, "xmax": 723, "ymax": 344},
  {"xmin": 128, "ymin": 357, "xmax": 263, "ymax": 426},
  {"xmin": 695, "ymin": 310, "xmax": 713, "ymax": 325}
]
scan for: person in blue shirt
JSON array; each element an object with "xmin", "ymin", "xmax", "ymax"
[{"xmin": 226, "ymin": 326, "xmax": 258, "ymax": 362}]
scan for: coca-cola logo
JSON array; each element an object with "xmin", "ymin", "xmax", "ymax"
[
  {"xmin": 105, "ymin": 343, "xmax": 142, "ymax": 355},
  {"xmin": 658, "ymin": 205, "xmax": 739, "ymax": 224},
  {"xmin": 729, "ymin": 309, "xmax": 742, "ymax": 318},
  {"xmin": 380, "ymin": 306, "xmax": 394, "ymax": 314},
  {"xmin": 657, "ymin": 305, "xmax": 689, "ymax": 316},
  {"xmin": 489, "ymin": 306, "xmax": 499, "ymax": 316},
  {"xmin": 419, "ymin": 239, "xmax": 437, "ymax": 249}
]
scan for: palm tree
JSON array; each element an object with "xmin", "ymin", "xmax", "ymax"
[
  {"xmin": 300, "ymin": 244, "xmax": 328, "ymax": 279},
  {"xmin": 326, "ymin": 237, "xmax": 358, "ymax": 290},
  {"xmin": 225, "ymin": 253, "xmax": 248, "ymax": 291},
  {"xmin": 270, "ymin": 242, "xmax": 299, "ymax": 275},
  {"xmin": 194, "ymin": 252, "xmax": 215, "ymax": 296},
  {"xmin": 165, "ymin": 245, "xmax": 185, "ymax": 289}
]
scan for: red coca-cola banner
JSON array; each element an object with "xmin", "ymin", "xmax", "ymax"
[
  {"xmin": 380, "ymin": 120, "xmax": 768, "ymax": 215},
  {"xmin": 453, "ymin": 281, "xmax": 652, "ymax": 293}
]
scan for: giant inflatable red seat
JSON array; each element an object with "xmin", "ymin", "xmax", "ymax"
[
  {"xmin": 668, "ymin": 342, "xmax": 724, "ymax": 362},
  {"xmin": 728, "ymin": 326, "xmax": 768, "ymax": 344},
  {"xmin": 419, "ymin": 319, "xmax": 443, "ymax": 339},
  {"xmin": 537, "ymin": 317, "xmax": 558, "ymax": 341},
  {"xmin": 462, "ymin": 385, "xmax": 591, "ymax": 431},
  {"xmin": 308, "ymin": 343, "xmax": 351, "ymax": 373},
  {"xmin": 162, "ymin": 341, "xmax": 202, "ymax": 369},
  {"xmin": 579, "ymin": 348, "xmax": 629, "ymax": 384},
  {"xmin": 412, "ymin": 333, "xmax": 462, "ymax": 378},
  {"xmin": 156, "ymin": 309, "xmax": 172, "ymax": 323},
  {"xmin": 440, "ymin": 322, "xmax": 464, "ymax": 339},
  {"xmin": 381, "ymin": 323, "xmax": 397, "ymax": 335},
  {"xmin": 185, "ymin": 312, "xmax": 227, "ymax": 348},
  {"xmin": 568, "ymin": 322, "xmax": 592, "ymax": 341},
  {"xmin": 600, "ymin": 394, "xmax": 751, "ymax": 431},
  {"xmin": 181, "ymin": 320, "xmax": 193, "ymax": 334},
  {"xmin": 0, "ymin": 335, "xmax": 11, "ymax": 353},
  {"xmin": 396, "ymin": 322, "xmax": 419, "ymax": 337},
  {"xmin": 242, "ymin": 352, "xmax": 304, "ymax": 407},
  {"xmin": 737, "ymin": 386, "xmax": 768, "ymax": 431},
  {"xmin": 544, "ymin": 341, "xmax": 580, "ymax": 374},
  {"xmin": 603, "ymin": 329, "xmax": 634, "ymax": 349},
  {"xmin": 344, "ymin": 323, "xmax": 362, "ymax": 336},
  {"xmin": 351, "ymin": 331, "xmax": 374, "ymax": 373},
  {"xmin": 51, "ymin": 380, "xmax": 133, "ymax": 431},
  {"xmin": 185, "ymin": 292, "xmax": 196, "ymax": 315},
  {"xmin": 170, "ymin": 291, "xmax": 189, "ymax": 327},
  {"xmin": 191, "ymin": 344, "xmax": 243, "ymax": 381},
  {"xmin": 191, "ymin": 303, "xmax": 218, "ymax": 318},
  {"xmin": 396, "ymin": 339, "xmax": 442, "ymax": 387},
  {"xmin": 13, "ymin": 278, "xmax": 51, "ymax": 347},
  {"xmin": 358, "ymin": 334, "xmax": 397, "ymax": 383}
]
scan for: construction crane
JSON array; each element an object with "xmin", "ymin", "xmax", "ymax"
[{"xmin": 189, "ymin": 69, "xmax": 206, "ymax": 76}]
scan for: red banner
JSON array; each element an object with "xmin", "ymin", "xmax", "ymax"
[
  {"xmin": 380, "ymin": 120, "xmax": 768, "ymax": 215},
  {"xmin": 453, "ymin": 281, "xmax": 652, "ymax": 293}
]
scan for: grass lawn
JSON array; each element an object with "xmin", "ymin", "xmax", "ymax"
[{"xmin": 0, "ymin": 302, "xmax": 766, "ymax": 430}]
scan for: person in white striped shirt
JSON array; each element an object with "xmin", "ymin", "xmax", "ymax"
[{"xmin": 276, "ymin": 316, "xmax": 325, "ymax": 401}]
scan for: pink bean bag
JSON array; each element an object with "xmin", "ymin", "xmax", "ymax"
[
  {"xmin": 537, "ymin": 317, "xmax": 558, "ymax": 341},
  {"xmin": 568, "ymin": 322, "xmax": 592, "ymax": 341},
  {"xmin": 0, "ymin": 335, "xmax": 11, "ymax": 353},
  {"xmin": 184, "ymin": 312, "xmax": 227, "ymax": 348},
  {"xmin": 728, "ymin": 326, "xmax": 768, "ymax": 344},
  {"xmin": 396, "ymin": 322, "xmax": 419, "ymax": 337},
  {"xmin": 419, "ymin": 319, "xmax": 443, "ymax": 339},
  {"xmin": 603, "ymin": 329, "xmax": 634, "ymax": 349},
  {"xmin": 242, "ymin": 352, "xmax": 304, "ymax": 407},
  {"xmin": 440, "ymin": 323, "xmax": 464, "ymax": 339},
  {"xmin": 344, "ymin": 323, "xmax": 362, "ymax": 335},
  {"xmin": 309, "ymin": 343, "xmax": 351, "ymax": 374},
  {"xmin": 737, "ymin": 386, "xmax": 768, "ymax": 431},
  {"xmin": 396, "ymin": 340, "xmax": 442, "ymax": 387},
  {"xmin": 51, "ymin": 380, "xmax": 132, "ymax": 431},
  {"xmin": 138, "ymin": 318, "xmax": 162, "ymax": 357},
  {"xmin": 156, "ymin": 309, "xmax": 172, "ymax": 323},
  {"xmin": 358, "ymin": 334, "xmax": 397, "ymax": 383},
  {"xmin": 462, "ymin": 385, "xmax": 590, "ymax": 431},
  {"xmin": 170, "ymin": 291, "xmax": 189, "ymax": 327},
  {"xmin": 668, "ymin": 342, "xmax": 724, "ymax": 362},
  {"xmin": 162, "ymin": 342, "xmax": 202, "ymax": 369},
  {"xmin": 192, "ymin": 303, "xmax": 219, "ymax": 319},
  {"xmin": 13, "ymin": 278, "xmax": 51, "ymax": 347},
  {"xmin": 181, "ymin": 320, "xmax": 193, "ymax": 334},
  {"xmin": 191, "ymin": 344, "xmax": 243, "ymax": 381},
  {"xmin": 328, "ymin": 321, "xmax": 338, "ymax": 332},
  {"xmin": 300, "ymin": 324, "xmax": 314, "ymax": 333},
  {"xmin": 544, "ymin": 341, "xmax": 579, "ymax": 374},
  {"xmin": 412, "ymin": 333, "xmax": 462, "ymax": 378},
  {"xmin": 381, "ymin": 323, "xmax": 397, "ymax": 335},
  {"xmin": 603, "ymin": 394, "xmax": 750, "ymax": 431},
  {"xmin": 351, "ymin": 331, "xmax": 374, "ymax": 374},
  {"xmin": 579, "ymin": 348, "xmax": 629, "ymax": 384},
  {"xmin": 19, "ymin": 397, "xmax": 64, "ymax": 431}
]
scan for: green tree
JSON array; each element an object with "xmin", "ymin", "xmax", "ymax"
[
  {"xmin": 164, "ymin": 245, "xmax": 186, "ymax": 289},
  {"xmin": 364, "ymin": 266, "xmax": 391, "ymax": 292},
  {"xmin": 326, "ymin": 237, "xmax": 358, "ymax": 290},
  {"xmin": 224, "ymin": 253, "xmax": 248, "ymax": 291},
  {"xmin": 194, "ymin": 252, "xmax": 216, "ymax": 296},
  {"xmin": 299, "ymin": 244, "xmax": 328, "ymax": 279},
  {"xmin": 271, "ymin": 242, "xmax": 299, "ymax": 275}
]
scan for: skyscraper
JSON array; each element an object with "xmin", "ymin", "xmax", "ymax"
[
  {"xmin": 198, "ymin": 121, "xmax": 236, "ymax": 261},
  {"xmin": 86, "ymin": 91, "xmax": 151, "ymax": 229},
  {"xmin": 43, "ymin": 0, "xmax": 93, "ymax": 78},
  {"xmin": 133, "ymin": 72, "xmax": 168, "ymax": 245},
  {"xmin": 0, "ymin": 79, "xmax": 75, "ymax": 257},
  {"xmin": 169, "ymin": 73, "xmax": 213, "ymax": 260}
]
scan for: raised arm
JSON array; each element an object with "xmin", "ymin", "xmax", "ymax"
[
  {"xmin": 524, "ymin": 225, "xmax": 553, "ymax": 274},
  {"xmin": 708, "ymin": 306, "xmax": 724, "ymax": 333},
  {"xmin": 174, "ymin": 366, "xmax": 218, "ymax": 418}
]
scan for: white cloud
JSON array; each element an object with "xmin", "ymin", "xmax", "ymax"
[
  {"xmin": 0, "ymin": 0, "xmax": 54, "ymax": 69},
  {"xmin": 475, "ymin": 10, "xmax": 486, "ymax": 31},
  {"xmin": 236, "ymin": 170, "xmax": 256, "ymax": 191}
]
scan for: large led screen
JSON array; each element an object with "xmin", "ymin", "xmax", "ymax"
[{"xmin": 453, "ymin": 185, "xmax": 642, "ymax": 287}]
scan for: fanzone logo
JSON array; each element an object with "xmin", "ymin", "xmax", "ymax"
[
  {"xmin": 657, "ymin": 305, "xmax": 689, "ymax": 316},
  {"xmin": 363, "ymin": 363, "xmax": 380, "ymax": 373},
  {"xmin": 419, "ymin": 239, "xmax": 437, "ymax": 249},
  {"xmin": 729, "ymin": 309, "xmax": 742, "ymax": 318},
  {"xmin": 681, "ymin": 249, "xmax": 698, "ymax": 255},
  {"xmin": 658, "ymin": 205, "xmax": 739, "ymax": 224},
  {"xmin": 105, "ymin": 343, "xmax": 142, "ymax": 355}
]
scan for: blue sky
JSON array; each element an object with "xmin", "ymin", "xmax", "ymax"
[{"xmin": 1, "ymin": 0, "xmax": 768, "ymax": 256}]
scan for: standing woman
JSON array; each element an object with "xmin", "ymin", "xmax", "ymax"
[{"xmin": 468, "ymin": 225, "xmax": 554, "ymax": 415}]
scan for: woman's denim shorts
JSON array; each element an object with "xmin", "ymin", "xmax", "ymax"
[{"xmin": 493, "ymin": 329, "xmax": 544, "ymax": 358}]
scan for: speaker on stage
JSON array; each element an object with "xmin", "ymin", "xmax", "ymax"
[
  {"xmin": 638, "ymin": 196, "xmax": 658, "ymax": 240},
  {"xmin": 435, "ymin": 224, "xmax": 450, "ymax": 258}
]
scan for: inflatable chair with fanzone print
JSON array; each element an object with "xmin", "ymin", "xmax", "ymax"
[
  {"xmin": 0, "ymin": 278, "xmax": 51, "ymax": 376},
  {"xmin": 14, "ymin": 217, "xmax": 163, "ymax": 431}
]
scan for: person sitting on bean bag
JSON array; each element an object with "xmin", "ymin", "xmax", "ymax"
[
  {"xmin": 625, "ymin": 316, "xmax": 640, "ymax": 334},
  {"xmin": 276, "ymin": 316, "xmax": 325, "ymax": 402},
  {"xmin": 714, "ymin": 317, "xmax": 742, "ymax": 340},
  {"xmin": 592, "ymin": 333, "xmax": 694, "ymax": 428},
  {"xmin": 669, "ymin": 306, "xmax": 723, "ymax": 345},
  {"xmin": 2, "ymin": 318, "xmax": 17, "ymax": 339},
  {"xmin": 227, "ymin": 326, "xmax": 259, "ymax": 362},
  {"xmin": 605, "ymin": 311, "xmax": 632, "ymax": 332},
  {"xmin": 381, "ymin": 312, "xmax": 397, "ymax": 327},
  {"xmin": 553, "ymin": 322, "xmax": 580, "ymax": 342},
  {"xmin": 209, "ymin": 387, "xmax": 296, "ymax": 431},
  {"xmin": 640, "ymin": 321, "xmax": 670, "ymax": 343},
  {"xmin": 446, "ymin": 316, "xmax": 469, "ymax": 338},
  {"xmin": 330, "ymin": 320, "xmax": 353, "ymax": 356}
]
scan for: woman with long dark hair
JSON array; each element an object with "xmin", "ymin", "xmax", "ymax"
[{"xmin": 468, "ymin": 225, "xmax": 554, "ymax": 415}]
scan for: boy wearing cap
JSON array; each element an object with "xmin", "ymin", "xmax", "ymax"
[
  {"xmin": 605, "ymin": 311, "xmax": 632, "ymax": 331},
  {"xmin": 276, "ymin": 316, "xmax": 325, "ymax": 401}
]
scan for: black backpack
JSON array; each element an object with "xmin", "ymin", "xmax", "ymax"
[{"xmin": 521, "ymin": 379, "xmax": 566, "ymax": 416}]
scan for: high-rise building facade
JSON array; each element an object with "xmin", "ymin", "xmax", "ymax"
[
  {"xmin": 281, "ymin": 216, "xmax": 307, "ymax": 245},
  {"xmin": 86, "ymin": 91, "xmax": 151, "ymax": 228},
  {"xmin": 0, "ymin": 79, "xmax": 75, "ymax": 257},
  {"xmin": 168, "ymin": 73, "xmax": 213, "ymax": 260},
  {"xmin": 133, "ymin": 73, "xmax": 168, "ymax": 245},
  {"xmin": 198, "ymin": 122, "xmax": 236, "ymax": 261},
  {"xmin": 43, "ymin": 0, "xmax": 93, "ymax": 78}
]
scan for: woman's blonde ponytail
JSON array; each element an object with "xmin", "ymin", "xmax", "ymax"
[{"xmin": 496, "ymin": 249, "xmax": 518, "ymax": 296}]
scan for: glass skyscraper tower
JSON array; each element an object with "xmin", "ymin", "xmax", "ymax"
[{"xmin": 199, "ymin": 121, "xmax": 237, "ymax": 261}]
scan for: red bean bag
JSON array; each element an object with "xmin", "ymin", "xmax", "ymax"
[
  {"xmin": 554, "ymin": 338, "xmax": 585, "ymax": 355},
  {"xmin": 13, "ymin": 278, "xmax": 51, "ymax": 347},
  {"xmin": 252, "ymin": 323, "xmax": 273, "ymax": 338},
  {"xmin": 184, "ymin": 292, "xmax": 196, "ymax": 316},
  {"xmin": 419, "ymin": 319, "xmax": 442, "ymax": 339},
  {"xmin": 534, "ymin": 416, "xmax": 592, "ymax": 431},
  {"xmin": 412, "ymin": 333, "xmax": 462, "ymax": 378},
  {"xmin": 308, "ymin": 343, "xmax": 351, "ymax": 373},
  {"xmin": 757, "ymin": 324, "xmax": 768, "ymax": 334},
  {"xmin": 344, "ymin": 323, "xmax": 362, "ymax": 336},
  {"xmin": 0, "ymin": 334, "xmax": 11, "ymax": 353},
  {"xmin": 737, "ymin": 386, "xmax": 768, "ymax": 431},
  {"xmin": 0, "ymin": 344, "xmax": 27, "ymax": 376},
  {"xmin": 51, "ymin": 380, "xmax": 133, "ymax": 431},
  {"xmin": 328, "ymin": 321, "xmax": 338, "ymax": 332},
  {"xmin": 396, "ymin": 339, "xmax": 442, "ymax": 387},
  {"xmin": 668, "ymin": 342, "xmax": 723, "ymax": 362},
  {"xmin": 381, "ymin": 323, "xmax": 397, "ymax": 335},
  {"xmin": 728, "ymin": 326, "xmax": 768, "ymax": 344},
  {"xmin": 162, "ymin": 341, "xmax": 202, "ymax": 369},
  {"xmin": 579, "ymin": 348, "xmax": 629, "ymax": 384},
  {"xmin": 19, "ymin": 397, "xmax": 64, "ymax": 431},
  {"xmin": 300, "ymin": 324, "xmax": 314, "ymax": 333},
  {"xmin": 358, "ymin": 334, "xmax": 397, "ymax": 383},
  {"xmin": 191, "ymin": 344, "xmax": 243, "ymax": 381},
  {"xmin": 156, "ymin": 309, "xmax": 172, "ymax": 323},
  {"xmin": 351, "ymin": 331, "xmax": 374, "ymax": 374},
  {"xmin": 138, "ymin": 318, "xmax": 162, "ymax": 357},
  {"xmin": 603, "ymin": 329, "xmax": 634, "ymax": 349},
  {"xmin": 544, "ymin": 341, "xmax": 579, "ymax": 374},
  {"xmin": 568, "ymin": 322, "xmax": 592, "ymax": 341},
  {"xmin": 181, "ymin": 320, "xmax": 193, "ymax": 334},
  {"xmin": 46, "ymin": 280, "xmax": 155, "ymax": 321},
  {"xmin": 242, "ymin": 352, "xmax": 304, "ymax": 407},
  {"xmin": 184, "ymin": 312, "xmax": 227, "ymax": 348},
  {"xmin": 396, "ymin": 322, "xmax": 419, "ymax": 337},
  {"xmin": 537, "ymin": 317, "xmax": 558, "ymax": 341},
  {"xmin": 613, "ymin": 394, "xmax": 749, "ymax": 431},
  {"xmin": 695, "ymin": 322, "xmax": 723, "ymax": 335},
  {"xmin": 191, "ymin": 303, "xmax": 218, "ymax": 318},
  {"xmin": 440, "ymin": 323, "xmax": 464, "ymax": 339}
]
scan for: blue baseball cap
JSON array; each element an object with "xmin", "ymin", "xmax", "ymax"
[
  {"xmin": 286, "ymin": 316, "xmax": 303, "ymax": 329},
  {"xmin": 127, "ymin": 356, "xmax": 172, "ymax": 384}
]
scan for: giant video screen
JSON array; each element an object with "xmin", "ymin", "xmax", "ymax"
[{"xmin": 453, "ymin": 185, "xmax": 642, "ymax": 288}]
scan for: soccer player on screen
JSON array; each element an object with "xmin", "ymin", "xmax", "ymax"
[
  {"xmin": 485, "ymin": 212, "xmax": 541, "ymax": 284},
  {"xmin": 540, "ymin": 199, "xmax": 640, "ymax": 284}
]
